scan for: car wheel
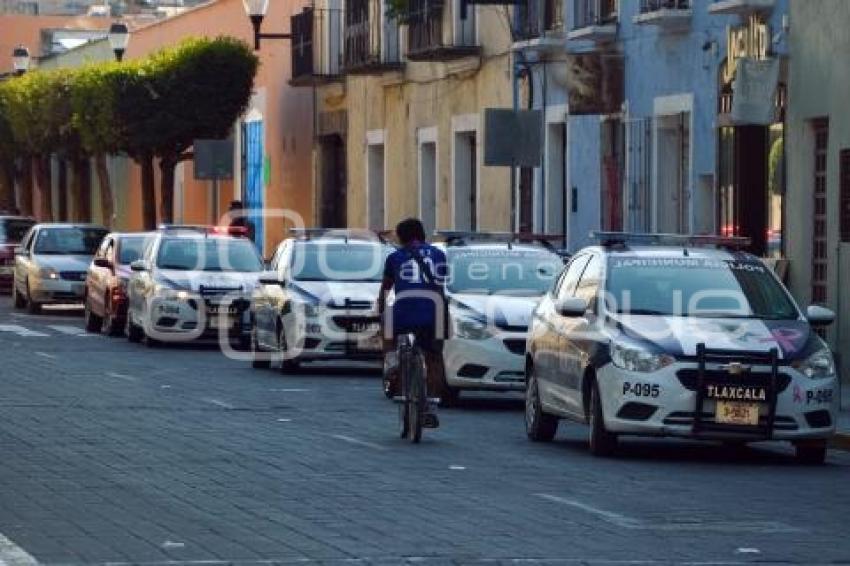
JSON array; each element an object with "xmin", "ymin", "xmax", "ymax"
[
  {"xmin": 795, "ymin": 442, "xmax": 827, "ymax": 465},
  {"xmin": 84, "ymin": 295, "xmax": 103, "ymax": 333},
  {"xmin": 12, "ymin": 281, "xmax": 25, "ymax": 309},
  {"xmin": 25, "ymin": 281, "xmax": 41, "ymax": 315},
  {"xmin": 588, "ymin": 378, "xmax": 617, "ymax": 457},
  {"xmin": 278, "ymin": 325, "xmax": 299, "ymax": 374},
  {"xmin": 102, "ymin": 295, "xmax": 122, "ymax": 336},
  {"xmin": 525, "ymin": 365, "xmax": 558, "ymax": 442},
  {"xmin": 125, "ymin": 313, "xmax": 143, "ymax": 343},
  {"xmin": 251, "ymin": 330, "xmax": 270, "ymax": 369},
  {"xmin": 143, "ymin": 329, "xmax": 159, "ymax": 348}
]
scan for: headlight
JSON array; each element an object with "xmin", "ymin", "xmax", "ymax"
[
  {"xmin": 611, "ymin": 342, "xmax": 674, "ymax": 373},
  {"xmin": 39, "ymin": 267, "xmax": 59, "ymax": 280},
  {"xmin": 154, "ymin": 284, "xmax": 189, "ymax": 301},
  {"xmin": 793, "ymin": 348, "xmax": 836, "ymax": 380},
  {"xmin": 451, "ymin": 310, "xmax": 492, "ymax": 340}
]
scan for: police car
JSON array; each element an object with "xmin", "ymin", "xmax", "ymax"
[
  {"xmin": 250, "ymin": 229, "xmax": 392, "ymax": 371},
  {"xmin": 525, "ymin": 232, "xmax": 838, "ymax": 463},
  {"xmin": 124, "ymin": 225, "xmax": 264, "ymax": 347},
  {"xmin": 425, "ymin": 232, "xmax": 563, "ymax": 404}
]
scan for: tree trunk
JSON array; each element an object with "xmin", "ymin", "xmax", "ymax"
[
  {"xmin": 95, "ymin": 154, "xmax": 114, "ymax": 229},
  {"xmin": 18, "ymin": 158, "xmax": 33, "ymax": 217},
  {"xmin": 71, "ymin": 158, "xmax": 92, "ymax": 222},
  {"xmin": 34, "ymin": 155, "xmax": 53, "ymax": 222},
  {"xmin": 0, "ymin": 161, "xmax": 14, "ymax": 211},
  {"xmin": 159, "ymin": 156, "xmax": 176, "ymax": 224},
  {"xmin": 140, "ymin": 154, "xmax": 157, "ymax": 229},
  {"xmin": 57, "ymin": 160, "xmax": 68, "ymax": 221}
]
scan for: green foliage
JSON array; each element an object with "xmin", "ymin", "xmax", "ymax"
[{"xmin": 0, "ymin": 85, "xmax": 17, "ymax": 164}]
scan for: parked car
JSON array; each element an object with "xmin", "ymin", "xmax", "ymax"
[
  {"xmin": 250, "ymin": 229, "xmax": 392, "ymax": 372},
  {"xmin": 402, "ymin": 232, "xmax": 562, "ymax": 404},
  {"xmin": 84, "ymin": 232, "xmax": 154, "ymax": 335},
  {"xmin": 0, "ymin": 216, "xmax": 36, "ymax": 294},
  {"xmin": 525, "ymin": 232, "xmax": 838, "ymax": 464},
  {"xmin": 124, "ymin": 225, "xmax": 264, "ymax": 347},
  {"xmin": 12, "ymin": 223, "xmax": 108, "ymax": 313}
]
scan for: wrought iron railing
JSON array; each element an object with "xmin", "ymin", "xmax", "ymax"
[
  {"xmin": 572, "ymin": 0, "xmax": 617, "ymax": 29},
  {"xmin": 639, "ymin": 0, "xmax": 689, "ymax": 12},
  {"xmin": 344, "ymin": 0, "xmax": 401, "ymax": 70},
  {"xmin": 407, "ymin": 0, "xmax": 477, "ymax": 56},
  {"xmin": 515, "ymin": 0, "xmax": 563, "ymax": 40},
  {"xmin": 291, "ymin": 7, "xmax": 344, "ymax": 81}
]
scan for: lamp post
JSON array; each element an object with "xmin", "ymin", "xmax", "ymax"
[
  {"xmin": 243, "ymin": 0, "xmax": 291, "ymax": 51},
  {"xmin": 107, "ymin": 22, "xmax": 130, "ymax": 62},
  {"xmin": 12, "ymin": 45, "xmax": 30, "ymax": 76}
]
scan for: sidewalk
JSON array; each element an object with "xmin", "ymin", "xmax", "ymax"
[{"xmin": 831, "ymin": 385, "xmax": 850, "ymax": 451}]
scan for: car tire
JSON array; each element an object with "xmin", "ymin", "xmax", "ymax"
[
  {"xmin": 102, "ymin": 295, "xmax": 122, "ymax": 337},
  {"xmin": 84, "ymin": 296, "xmax": 102, "ymax": 333},
  {"xmin": 143, "ymin": 330, "xmax": 159, "ymax": 348},
  {"xmin": 12, "ymin": 280, "xmax": 25, "ymax": 309},
  {"xmin": 525, "ymin": 365, "xmax": 558, "ymax": 442},
  {"xmin": 795, "ymin": 442, "xmax": 827, "ymax": 465},
  {"xmin": 588, "ymin": 378, "xmax": 617, "ymax": 457},
  {"xmin": 251, "ymin": 330, "xmax": 270, "ymax": 369},
  {"xmin": 125, "ymin": 313, "xmax": 143, "ymax": 343},
  {"xmin": 25, "ymin": 281, "xmax": 41, "ymax": 315},
  {"xmin": 278, "ymin": 325, "xmax": 299, "ymax": 374}
]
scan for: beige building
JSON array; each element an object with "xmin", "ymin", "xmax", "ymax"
[
  {"xmin": 786, "ymin": 0, "xmax": 850, "ymax": 383},
  {"xmin": 292, "ymin": 0, "xmax": 514, "ymax": 233}
]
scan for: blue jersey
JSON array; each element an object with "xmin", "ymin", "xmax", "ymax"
[{"xmin": 383, "ymin": 242, "xmax": 447, "ymax": 333}]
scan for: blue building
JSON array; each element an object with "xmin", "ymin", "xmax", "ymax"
[{"xmin": 511, "ymin": 0, "xmax": 788, "ymax": 256}]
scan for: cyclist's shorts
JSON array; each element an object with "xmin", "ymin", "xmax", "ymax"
[{"xmin": 392, "ymin": 326, "xmax": 443, "ymax": 354}]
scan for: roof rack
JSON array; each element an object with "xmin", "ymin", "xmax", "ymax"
[
  {"xmin": 434, "ymin": 231, "xmax": 565, "ymax": 251},
  {"xmin": 289, "ymin": 228, "xmax": 391, "ymax": 243},
  {"xmin": 591, "ymin": 231, "xmax": 752, "ymax": 250}
]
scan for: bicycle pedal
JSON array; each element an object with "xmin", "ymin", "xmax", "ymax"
[{"xmin": 423, "ymin": 413, "xmax": 440, "ymax": 429}]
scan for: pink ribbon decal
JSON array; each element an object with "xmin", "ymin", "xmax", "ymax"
[
  {"xmin": 793, "ymin": 384, "xmax": 803, "ymax": 403},
  {"xmin": 760, "ymin": 328, "xmax": 804, "ymax": 353}
]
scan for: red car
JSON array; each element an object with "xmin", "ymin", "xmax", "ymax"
[
  {"xmin": 0, "ymin": 216, "xmax": 36, "ymax": 293},
  {"xmin": 84, "ymin": 232, "xmax": 152, "ymax": 335}
]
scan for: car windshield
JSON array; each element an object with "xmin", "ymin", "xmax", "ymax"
[
  {"xmin": 605, "ymin": 256, "xmax": 799, "ymax": 319},
  {"xmin": 291, "ymin": 242, "xmax": 389, "ymax": 282},
  {"xmin": 447, "ymin": 249, "xmax": 562, "ymax": 295},
  {"xmin": 34, "ymin": 227, "xmax": 107, "ymax": 255},
  {"xmin": 0, "ymin": 219, "xmax": 35, "ymax": 243},
  {"xmin": 118, "ymin": 237, "xmax": 148, "ymax": 265},
  {"xmin": 156, "ymin": 238, "xmax": 263, "ymax": 272}
]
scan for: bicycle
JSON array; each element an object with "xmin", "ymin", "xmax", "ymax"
[{"xmin": 395, "ymin": 332, "xmax": 437, "ymax": 443}]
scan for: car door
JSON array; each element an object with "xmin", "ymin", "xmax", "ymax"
[
  {"xmin": 128, "ymin": 239, "xmax": 155, "ymax": 325},
  {"xmin": 254, "ymin": 242, "xmax": 285, "ymax": 349},
  {"xmin": 558, "ymin": 254, "xmax": 604, "ymax": 415},
  {"xmin": 534, "ymin": 254, "xmax": 589, "ymax": 413},
  {"xmin": 14, "ymin": 228, "xmax": 35, "ymax": 293},
  {"xmin": 88, "ymin": 237, "xmax": 112, "ymax": 316}
]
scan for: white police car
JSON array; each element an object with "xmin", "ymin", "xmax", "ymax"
[
  {"xmin": 525, "ymin": 233, "xmax": 838, "ymax": 463},
  {"xmin": 431, "ymin": 233, "xmax": 563, "ymax": 404},
  {"xmin": 124, "ymin": 225, "xmax": 264, "ymax": 347}
]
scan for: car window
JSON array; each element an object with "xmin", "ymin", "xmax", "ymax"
[
  {"xmin": 34, "ymin": 227, "xmax": 107, "ymax": 255},
  {"xmin": 118, "ymin": 237, "xmax": 147, "ymax": 265},
  {"xmin": 290, "ymin": 241, "xmax": 389, "ymax": 282},
  {"xmin": 574, "ymin": 255, "xmax": 603, "ymax": 307},
  {"xmin": 556, "ymin": 255, "xmax": 590, "ymax": 301},
  {"xmin": 0, "ymin": 219, "xmax": 36, "ymax": 243},
  {"xmin": 96, "ymin": 237, "xmax": 111, "ymax": 260},
  {"xmin": 156, "ymin": 238, "xmax": 263, "ymax": 272},
  {"xmin": 446, "ymin": 248, "xmax": 562, "ymax": 296},
  {"xmin": 21, "ymin": 229, "xmax": 34, "ymax": 251}
]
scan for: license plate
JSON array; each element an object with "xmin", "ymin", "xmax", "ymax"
[
  {"xmin": 356, "ymin": 333, "xmax": 382, "ymax": 351},
  {"xmin": 715, "ymin": 401, "xmax": 760, "ymax": 426}
]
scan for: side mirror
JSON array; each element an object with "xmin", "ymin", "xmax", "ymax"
[
  {"xmin": 555, "ymin": 297, "xmax": 588, "ymax": 317},
  {"xmin": 93, "ymin": 257, "xmax": 111, "ymax": 269},
  {"xmin": 130, "ymin": 260, "xmax": 147, "ymax": 272},
  {"xmin": 258, "ymin": 270, "xmax": 281, "ymax": 285},
  {"xmin": 806, "ymin": 305, "xmax": 835, "ymax": 327}
]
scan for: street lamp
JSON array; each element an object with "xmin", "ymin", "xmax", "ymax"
[
  {"xmin": 108, "ymin": 22, "xmax": 130, "ymax": 62},
  {"xmin": 243, "ymin": 0, "xmax": 290, "ymax": 51},
  {"xmin": 12, "ymin": 45, "xmax": 30, "ymax": 76}
]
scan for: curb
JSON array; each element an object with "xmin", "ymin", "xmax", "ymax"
[{"xmin": 829, "ymin": 432, "xmax": 850, "ymax": 452}]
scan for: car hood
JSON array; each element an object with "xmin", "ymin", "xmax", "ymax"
[
  {"xmin": 288, "ymin": 280, "xmax": 381, "ymax": 306},
  {"xmin": 33, "ymin": 254, "xmax": 93, "ymax": 271},
  {"xmin": 609, "ymin": 314, "xmax": 816, "ymax": 361},
  {"xmin": 157, "ymin": 270, "xmax": 261, "ymax": 293},
  {"xmin": 450, "ymin": 293, "xmax": 541, "ymax": 330}
]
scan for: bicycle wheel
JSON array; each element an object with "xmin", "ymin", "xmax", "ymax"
[
  {"xmin": 409, "ymin": 350, "xmax": 425, "ymax": 443},
  {"xmin": 398, "ymin": 349, "xmax": 410, "ymax": 439}
]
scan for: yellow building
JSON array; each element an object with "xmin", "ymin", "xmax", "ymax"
[{"xmin": 291, "ymin": 0, "xmax": 514, "ymax": 233}]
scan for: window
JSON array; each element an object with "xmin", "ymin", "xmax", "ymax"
[
  {"xmin": 556, "ymin": 254, "xmax": 589, "ymax": 301},
  {"xmin": 841, "ymin": 149, "xmax": 850, "ymax": 243},
  {"xmin": 574, "ymin": 255, "xmax": 602, "ymax": 306},
  {"xmin": 811, "ymin": 119, "xmax": 829, "ymax": 304}
]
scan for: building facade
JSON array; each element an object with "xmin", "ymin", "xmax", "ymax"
[{"xmin": 786, "ymin": 0, "xmax": 850, "ymax": 382}]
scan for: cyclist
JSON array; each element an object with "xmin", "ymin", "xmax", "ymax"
[{"xmin": 378, "ymin": 218, "xmax": 449, "ymax": 418}]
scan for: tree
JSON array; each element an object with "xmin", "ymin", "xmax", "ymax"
[{"xmin": 0, "ymin": 86, "xmax": 18, "ymax": 212}]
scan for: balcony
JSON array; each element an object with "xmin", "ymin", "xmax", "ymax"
[
  {"xmin": 343, "ymin": 0, "xmax": 403, "ymax": 74},
  {"xmin": 513, "ymin": 0, "xmax": 565, "ymax": 52},
  {"xmin": 633, "ymin": 0, "xmax": 691, "ymax": 29},
  {"xmin": 567, "ymin": 0, "xmax": 618, "ymax": 43},
  {"xmin": 708, "ymin": 0, "xmax": 774, "ymax": 16},
  {"xmin": 406, "ymin": 0, "xmax": 481, "ymax": 61},
  {"xmin": 290, "ymin": 8, "xmax": 344, "ymax": 86}
]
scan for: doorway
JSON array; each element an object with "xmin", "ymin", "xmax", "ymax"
[
  {"xmin": 453, "ymin": 131, "xmax": 477, "ymax": 230},
  {"xmin": 419, "ymin": 141, "xmax": 437, "ymax": 235},
  {"xmin": 545, "ymin": 122, "xmax": 567, "ymax": 239},
  {"xmin": 655, "ymin": 112, "xmax": 690, "ymax": 234},
  {"xmin": 319, "ymin": 134, "xmax": 347, "ymax": 228},
  {"xmin": 367, "ymin": 142, "xmax": 385, "ymax": 230},
  {"xmin": 241, "ymin": 119, "xmax": 265, "ymax": 255}
]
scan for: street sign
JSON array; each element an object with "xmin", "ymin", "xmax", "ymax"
[
  {"xmin": 483, "ymin": 109, "xmax": 543, "ymax": 168},
  {"xmin": 194, "ymin": 139, "xmax": 234, "ymax": 180}
]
